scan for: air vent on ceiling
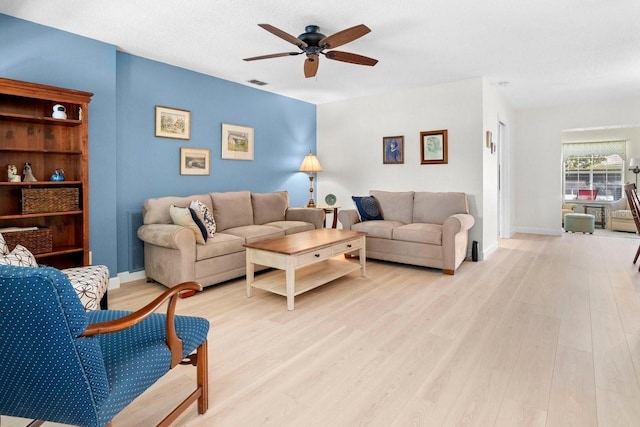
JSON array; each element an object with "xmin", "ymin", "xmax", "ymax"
[{"xmin": 248, "ymin": 79, "xmax": 268, "ymax": 86}]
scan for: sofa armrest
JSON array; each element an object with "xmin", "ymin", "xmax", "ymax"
[
  {"xmin": 338, "ymin": 209, "xmax": 361, "ymax": 230},
  {"xmin": 442, "ymin": 213, "xmax": 475, "ymax": 274},
  {"xmin": 443, "ymin": 213, "xmax": 475, "ymax": 235},
  {"xmin": 285, "ymin": 208, "xmax": 325, "ymax": 229},
  {"xmin": 137, "ymin": 224, "xmax": 196, "ymax": 250}
]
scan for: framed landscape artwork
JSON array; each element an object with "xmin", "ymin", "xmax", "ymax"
[
  {"xmin": 383, "ymin": 136, "xmax": 404, "ymax": 164},
  {"xmin": 221, "ymin": 123, "xmax": 254, "ymax": 160},
  {"xmin": 420, "ymin": 129, "xmax": 448, "ymax": 165},
  {"xmin": 155, "ymin": 105, "xmax": 190, "ymax": 140},
  {"xmin": 180, "ymin": 147, "xmax": 210, "ymax": 175}
]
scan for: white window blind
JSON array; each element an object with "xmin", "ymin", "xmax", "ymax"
[{"xmin": 562, "ymin": 140, "xmax": 626, "ymax": 201}]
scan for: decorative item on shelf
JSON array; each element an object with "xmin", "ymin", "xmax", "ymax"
[
  {"xmin": 23, "ymin": 162, "xmax": 37, "ymax": 182},
  {"xmin": 325, "ymin": 193, "xmax": 337, "ymax": 206},
  {"xmin": 7, "ymin": 164, "xmax": 20, "ymax": 182},
  {"xmin": 629, "ymin": 158, "xmax": 640, "ymax": 187},
  {"xmin": 50, "ymin": 169, "xmax": 65, "ymax": 181},
  {"xmin": 52, "ymin": 104, "xmax": 67, "ymax": 120},
  {"xmin": 299, "ymin": 152, "xmax": 323, "ymax": 207}
]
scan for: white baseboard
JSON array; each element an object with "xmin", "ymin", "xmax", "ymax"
[
  {"xmin": 514, "ymin": 226, "xmax": 562, "ymax": 236},
  {"xmin": 108, "ymin": 270, "xmax": 147, "ymax": 289}
]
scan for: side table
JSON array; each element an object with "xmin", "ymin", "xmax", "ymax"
[
  {"xmin": 583, "ymin": 204, "xmax": 606, "ymax": 229},
  {"xmin": 313, "ymin": 204, "xmax": 340, "ymax": 228}
]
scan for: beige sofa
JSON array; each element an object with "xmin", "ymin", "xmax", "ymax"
[
  {"xmin": 137, "ymin": 191, "xmax": 324, "ymax": 288},
  {"xmin": 608, "ymin": 197, "xmax": 636, "ymax": 232},
  {"xmin": 338, "ymin": 190, "xmax": 475, "ymax": 275}
]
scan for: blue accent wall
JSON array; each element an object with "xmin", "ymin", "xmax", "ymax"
[
  {"xmin": 1, "ymin": 14, "xmax": 317, "ymax": 277},
  {"xmin": 115, "ymin": 53, "xmax": 316, "ymax": 272}
]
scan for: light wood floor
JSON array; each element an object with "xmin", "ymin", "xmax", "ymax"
[{"xmin": 6, "ymin": 232, "xmax": 640, "ymax": 426}]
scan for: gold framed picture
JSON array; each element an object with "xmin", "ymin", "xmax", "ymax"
[
  {"xmin": 155, "ymin": 105, "xmax": 191, "ymax": 140},
  {"xmin": 383, "ymin": 136, "xmax": 404, "ymax": 164}
]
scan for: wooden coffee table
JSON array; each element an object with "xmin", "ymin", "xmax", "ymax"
[{"xmin": 245, "ymin": 229, "xmax": 366, "ymax": 310}]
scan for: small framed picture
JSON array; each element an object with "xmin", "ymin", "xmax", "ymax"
[
  {"xmin": 155, "ymin": 105, "xmax": 191, "ymax": 140},
  {"xmin": 383, "ymin": 136, "xmax": 404, "ymax": 164},
  {"xmin": 221, "ymin": 123, "xmax": 254, "ymax": 160},
  {"xmin": 180, "ymin": 147, "xmax": 210, "ymax": 175},
  {"xmin": 420, "ymin": 129, "xmax": 448, "ymax": 165}
]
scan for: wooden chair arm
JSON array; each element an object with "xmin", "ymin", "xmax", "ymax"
[{"xmin": 81, "ymin": 281, "xmax": 202, "ymax": 368}]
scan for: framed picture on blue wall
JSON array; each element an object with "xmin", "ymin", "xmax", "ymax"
[
  {"xmin": 180, "ymin": 147, "xmax": 210, "ymax": 175},
  {"xmin": 155, "ymin": 105, "xmax": 191, "ymax": 140},
  {"xmin": 221, "ymin": 123, "xmax": 254, "ymax": 160}
]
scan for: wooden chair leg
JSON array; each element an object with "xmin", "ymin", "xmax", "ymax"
[
  {"xmin": 197, "ymin": 340, "xmax": 209, "ymax": 414},
  {"xmin": 634, "ymin": 244, "xmax": 640, "ymax": 264}
]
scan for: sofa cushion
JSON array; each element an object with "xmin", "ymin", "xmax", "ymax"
[
  {"xmin": 190, "ymin": 200, "xmax": 216, "ymax": 237},
  {"xmin": 369, "ymin": 190, "xmax": 414, "ymax": 224},
  {"xmin": 252, "ymin": 191, "xmax": 288, "ymax": 225},
  {"xmin": 393, "ymin": 223, "xmax": 443, "ymax": 245},
  {"xmin": 143, "ymin": 194, "xmax": 212, "ymax": 225},
  {"xmin": 210, "ymin": 191, "xmax": 253, "ymax": 232},
  {"xmin": 169, "ymin": 205, "xmax": 206, "ymax": 244},
  {"xmin": 413, "ymin": 192, "xmax": 469, "ymax": 224},
  {"xmin": 223, "ymin": 224, "xmax": 284, "ymax": 244},
  {"xmin": 266, "ymin": 221, "xmax": 315, "ymax": 235},
  {"xmin": 352, "ymin": 196, "xmax": 383, "ymax": 221},
  {"xmin": 352, "ymin": 220, "xmax": 404, "ymax": 239},
  {"xmin": 195, "ymin": 232, "xmax": 245, "ymax": 261}
]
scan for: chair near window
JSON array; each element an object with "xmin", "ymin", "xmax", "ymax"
[
  {"xmin": 623, "ymin": 183, "xmax": 640, "ymax": 270},
  {"xmin": 0, "ymin": 265, "xmax": 209, "ymax": 427}
]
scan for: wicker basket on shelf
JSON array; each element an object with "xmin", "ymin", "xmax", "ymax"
[
  {"xmin": 21, "ymin": 188, "xmax": 79, "ymax": 214},
  {"xmin": 2, "ymin": 228, "xmax": 53, "ymax": 254}
]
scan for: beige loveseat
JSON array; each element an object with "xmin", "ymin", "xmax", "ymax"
[
  {"xmin": 338, "ymin": 190, "xmax": 475, "ymax": 275},
  {"xmin": 608, "ymin": 197, "xmax": 636, "ymax": 232},
  {"xmin": 137, "ymin": 191, "xmax": 324, "ymax": 288}
]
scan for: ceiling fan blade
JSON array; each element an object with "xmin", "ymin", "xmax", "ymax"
[
  {"xmin": 319, "ymin": 24, "xmax": 371, "ymax": 49},
  {"xmin": 244, "ymin": 52, "xmax": 302, "ymax": 61},
  {"xmin": 258, "ymin": 24, "xmax": 308, "ymax": 49},
  {"xmin": 324, "ymin": 51, "xmax": 378, "ymax": 66},
  {"xmin": 304, "ymin": 54, "xmax": 319, "ymax": 78}
]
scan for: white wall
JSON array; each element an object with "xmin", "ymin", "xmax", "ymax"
[
  {"xmin": 482, "ymin": 80, "xmax": 516, "ymax": 256},
  {"xmin": 515, "ymin": 99, "xmax": 640, "ymax": 235},
  {"xmin": 317, "ymin": 78, "xmax": 485, "ymax": 252}
]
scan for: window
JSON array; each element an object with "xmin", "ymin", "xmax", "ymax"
[{"xmin": 563, "ymin": 141, "xmax": 626, "ymax": 201}]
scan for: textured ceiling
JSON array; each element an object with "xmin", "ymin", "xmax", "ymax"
[{"xmin": 1, "ymin": 0, "xmax": 639, "ymax": 109}]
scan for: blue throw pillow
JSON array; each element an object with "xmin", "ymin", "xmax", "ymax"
[{"xmin": 352, "ymin": 196, "xmax": 383, "ymax": 221}]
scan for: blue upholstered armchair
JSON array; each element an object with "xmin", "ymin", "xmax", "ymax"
[{"xmin": 0, "ymin": 265, "xmax": 209, "ymax": 426}]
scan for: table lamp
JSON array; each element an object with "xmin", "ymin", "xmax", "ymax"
[{"xmin": 299, "ymin": 152, "xmax": 323, "ymax": 207}]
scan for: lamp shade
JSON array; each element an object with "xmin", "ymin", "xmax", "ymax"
[
  {"xmin": 630, "ymin": 158, "xmax": 640, "ymax": 170},
  {"xmin": 299, "ymin": 153, "xmax": 323, "ymax": 173}
]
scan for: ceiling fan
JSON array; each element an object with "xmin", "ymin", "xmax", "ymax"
[{"xmin": 243, "ymin": 24, "xmax": 378, "ymax": 78}]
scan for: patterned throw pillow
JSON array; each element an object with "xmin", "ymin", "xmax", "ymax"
[
  {"xmin": 169, "ymin": 205, "xmax": 206, "ymax": 244},
  {"xmin": 0, "ymin": 233, "xmax": 8, "ymax": 255},
  {"xmin": 0, "ymin": 244, "xmax": 38, "ymax": 267},
  {"xmin": 352, "ymin": 196, "xmax": 384, "ymax": 221},
  {"xmin": 190, "ymin": 200, "xmax": 216, "ymax": 237}
]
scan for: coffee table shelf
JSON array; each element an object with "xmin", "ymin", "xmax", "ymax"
[{"xmin": 250, "ymin": 258, "xmax": 361, "ymax": 297}]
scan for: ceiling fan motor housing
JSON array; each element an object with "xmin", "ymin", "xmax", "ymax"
[{"xmin": 299, "ymin": 25, "xmax": 326, "ymax": 49}]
